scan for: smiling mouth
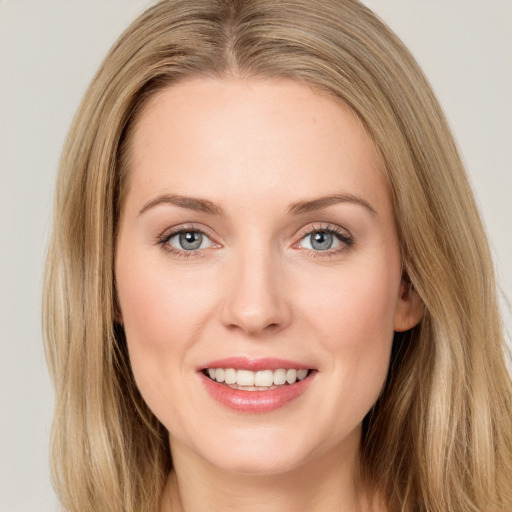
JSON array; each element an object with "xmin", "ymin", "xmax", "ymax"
[{"xmin": 202, "ymin": 368, "xmax": 312, "ymax": 391}]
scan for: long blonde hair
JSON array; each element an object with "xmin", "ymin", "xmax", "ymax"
[{"xmin": 43, "ymin": 1, "xmax": 512, "ymax": 511}]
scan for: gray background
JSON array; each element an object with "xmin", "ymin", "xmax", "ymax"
[{"xmin": 1, "ymin": 1, "xmax": 511, "ymax": 510}]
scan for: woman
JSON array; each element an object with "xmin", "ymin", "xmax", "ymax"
[{"xmin": 43, "ymin": 1, "xmax": 512, "ymax": 511}]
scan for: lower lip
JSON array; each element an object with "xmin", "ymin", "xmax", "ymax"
[{"xmin": 200, "ymin": 371, "xmax": 316, "ymax": 413}]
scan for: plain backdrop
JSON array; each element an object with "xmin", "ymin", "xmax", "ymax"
[{"xmin": 1, "ymin": 1, "xmax": 510, "ymax": 510}]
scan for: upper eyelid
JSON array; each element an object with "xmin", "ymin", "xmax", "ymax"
[
  {"xmin": 158, "ymin": 223, "xmax": 218, "ymax": 243},
  {"xmin": 296, "ymin": 223, "xmax": 352, "ymax": 239}
]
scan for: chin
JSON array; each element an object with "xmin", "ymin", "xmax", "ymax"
[
  {"xmin": 208, "ymin": 449, "xmax": 305, "ymax": 477},
  {"xmin": 176, "ymin": 428, "xmax": 311, "ymax": 476},
  {"xmin": 190, "ymin": 426, "xmax": 321, "ymax": 477}
]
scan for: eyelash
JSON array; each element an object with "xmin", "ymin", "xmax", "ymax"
[
  {"xmin": 156, "ymin": 223, "xmax": 354, "ymax": 259},
  {"xmin": 156, "ymin": 224, "xmax": 216, "ymax": 260},
  {"xmin": 295, "ymin": 223, "xmax": 354, "ymax": 258}
]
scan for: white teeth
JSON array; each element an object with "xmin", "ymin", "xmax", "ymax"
[
  {"xmin": 297, "ymin": 369, "xmax": 308, "ymax": 381},
  {"xmin": 286, "ymin": 369, "xmax": 297, "ymax": 384},
  {"xmin": 236, "ymin": 369, "xmax": 255, "ymax": 386},
  {"xmin": 206, "ymin": 367, "xmax": 310, "ymax": 387},
  {"xmin": 224, "ymin": 368, "xmax": 236, "ymax": 384},
  {"xmin": 273, "ymin": 368, "xmax": 287, "ymax": 385},
  {"xmin": 254, "ymin": 370, "xmax": 274, "ymax": 387}
]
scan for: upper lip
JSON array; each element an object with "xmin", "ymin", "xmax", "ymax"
[{"xmin": 200, "ymin": 357, "xmax": 313, "ymax": 371}]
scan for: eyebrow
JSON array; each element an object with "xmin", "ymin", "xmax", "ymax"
[
  {"xmin": 139, "ymin": 194, "xmax": 223, "ymax": 216},
  {"xmin": 139, "ymin": 192, "xmax": 377, "ymax": 217},
  {"xmin": 288, "ymin": 194, "xmax": 377, "ymax": 216}
]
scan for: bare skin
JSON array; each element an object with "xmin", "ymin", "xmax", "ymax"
[{"xmin": 115, "ymin": 78, "xmax": 422, "ymax": 512}]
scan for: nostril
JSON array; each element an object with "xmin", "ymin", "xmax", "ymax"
[
  {"xmin": 219, "ymin": 276, "xmax": 293, "ymax": 335},
  {"xmin": 225, "ymin": 321, "xmax": 281, "ymax": 335}
]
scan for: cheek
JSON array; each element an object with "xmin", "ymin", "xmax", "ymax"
[
  {"xmin": 301, "ymin": 262, "xmax": 399, "ymax": 418},
  {"xmin": 305, "ymin": 260, "xmax": 399, "ymax": 346},
  {"xmin": 117, "ymin": 253, "xmax": 216, "ymax": 340},
  {"xmin": 115, "ymin": 256, "xmax": 215, "ymax": 407}
]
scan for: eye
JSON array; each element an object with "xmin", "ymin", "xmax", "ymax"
[
  {"xmin": 166, "ymin": 230, "xmax": 214, "ymax": 251},
  {"xmin": 301, "ymin": 231, "xmax": 338, "ymax": 251},
  {"xmin": 297, "ymin": 226, "xmax": 353, "ymax": 253}
]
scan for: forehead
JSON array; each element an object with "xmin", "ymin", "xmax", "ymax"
[{"xmin": 125, "ymin": 77, "xmax": 389, "ymax": 216}]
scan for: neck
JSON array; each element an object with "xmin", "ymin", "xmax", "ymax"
[{"xmin": 160, "ymin": 431, "xmax": 382, "ymax": 512}]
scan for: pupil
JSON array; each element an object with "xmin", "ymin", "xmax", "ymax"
[
  {"xmin": 179, "ymin": 231, "xmax": 202, "ymax": 250},
  {"xmin": 311, "ymin": 231, "xmax": 333, "ymax": 250}
]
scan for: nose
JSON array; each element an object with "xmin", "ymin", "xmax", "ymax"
[{"xmin": 220, "ymin": 246, "xmax": 292, "ymax": 336}]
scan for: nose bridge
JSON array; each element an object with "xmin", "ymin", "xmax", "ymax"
[{"xmin": 220, "ymin": 235, "xmax": 291, "ymax": 335}]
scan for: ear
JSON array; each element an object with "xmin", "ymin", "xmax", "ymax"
[{"xmin": 393, "ymin": 279, "xmax": 423, "ymax": 332}]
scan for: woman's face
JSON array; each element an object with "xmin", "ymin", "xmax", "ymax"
[{"xmin": 115, "ymin": 78, "xmax": 421, "ymax": 475}]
